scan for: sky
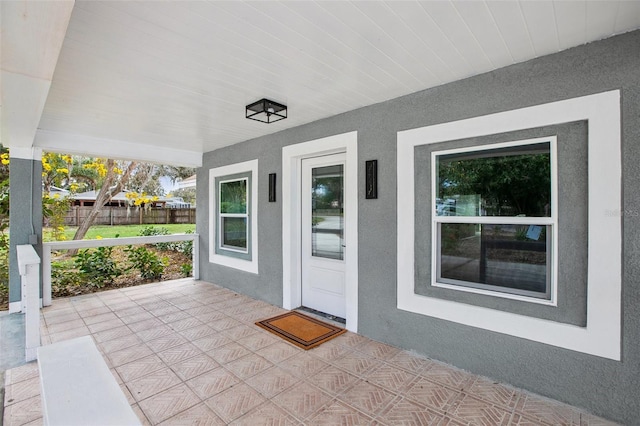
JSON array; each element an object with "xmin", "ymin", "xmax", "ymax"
[{"xmin": 160, "ymin": 176, "xmax": 179, "ymax": 195}]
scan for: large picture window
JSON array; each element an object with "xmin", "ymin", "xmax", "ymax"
[
  {"xmin": 398, "ymin": 90, "xmax": 621, "ymax": 359},
  {"xmin": 432, "ymin": 137, "xmax": 557, "ymax": 301}
]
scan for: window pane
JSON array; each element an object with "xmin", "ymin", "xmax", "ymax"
[
  {"xmin": 312, "ymin": 164, "xmax": 344, "ymax": 260},
  {"xmin": 436, "ymin": 142, "xmax": 551, "ymax": 217},
  {"xmin": 220, "ymin": 180, "xmax": 247, "ymax": 214},
  {"xmin": 222, "ymin": 217, "xmax": 247, "ymax": 249},
  {"xmin": 439, "ymin": 223, "xmax": 549, "ymax": 298}
]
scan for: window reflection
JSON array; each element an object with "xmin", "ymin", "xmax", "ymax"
[
  {"xmin": 311, "ymin": 165, "xmax": 344, "ymax": 260},
  {"xmin": 439, "ymin": 223, "xmax": 549, "ymax": 298},
  {"xmin": 436, "ymin": 142, "xmax": 551, "ymax": 217},
  {"xmin": 219, "ymin": 178, "xmax": 248, "ymax": 252}
]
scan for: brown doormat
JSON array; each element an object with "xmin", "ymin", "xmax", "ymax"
[{"xmin": 256, "ymin": 311, "xmax": 346, "ymax": 350}]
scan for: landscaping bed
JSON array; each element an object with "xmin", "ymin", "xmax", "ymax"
[
  {"xmin": 50, "ymin": 245, "xmax": 192, "ymax": 299},
  {"xmin": 0, "ymin": 225, "xmax": 195, "ymax": 311}
]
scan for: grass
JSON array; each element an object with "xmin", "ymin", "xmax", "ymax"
[{"xmin": 44, "ymin": 224, "xmax": 196, "ymax": 242}]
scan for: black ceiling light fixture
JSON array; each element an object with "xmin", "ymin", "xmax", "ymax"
[{"xmin": 246, "ymin": 98, "xmax": 287, "ymax": 123}]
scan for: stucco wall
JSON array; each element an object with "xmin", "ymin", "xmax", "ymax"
[
  {"xmin": 9, "ymin": 157, "xmax": 43, "ymax": 304},
  {"xmin": 198, "ymin": 30, "xmax": 640, "ymax": 423}
]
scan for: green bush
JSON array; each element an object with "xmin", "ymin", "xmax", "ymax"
[
  {"xmin": 125, "ymin": 245, "xmax": 166, "ymax": 280},
  {"xmin": 74, "ymin": 246, "xmax": 122, "ymax": 288},
  {"xmin": 0, "ymin": 282, "xmax": 8, "ymax": 308},
  {"xmin": 180, "ymin": 262, "xmax": 193, "ymax": 277},
  {"xmin": 51, "ymin": 260, "xmax": 85, "ymax": 293},
  {"xmin": 0, "ymin": 232, "xmax": 9, "ymax": 290},
  {"xmin": 138, "ymin": 225, "xmax": 170, "ymax": 237},
  {"xmin": 138, "ymin": 225, "xmax": 171, "ymax": 250},
  {"xmin": 173, "ymin": 230, "xmax": 194, "ymax": 257},
  {"xmin": 0, "ymin": 221, "xmax": 10, "ymax": 304},
  {"xmin": 137, "ymin": 226, "xmax": 193, "ymax": 257}
]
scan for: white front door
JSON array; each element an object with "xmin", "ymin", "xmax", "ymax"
[{"xmin": 301, "ymin": 153, "xmax": 346, "ymax": 319}]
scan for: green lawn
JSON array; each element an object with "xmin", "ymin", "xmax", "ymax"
[{"xmin": 44, "ymin": 224, "xmax": 196, "ymax": 242}]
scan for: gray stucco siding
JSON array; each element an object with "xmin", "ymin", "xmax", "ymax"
[
  {"xmin": 9, "ymin": 157, "xmax": 43, "ymax": 304},
  {"xmin": 197, "ymin": 142, "xmax": 288, "ymax": 306},
  {"xmin": 198, "ymin": 30, "xmax": 640, "ymax": 424}
]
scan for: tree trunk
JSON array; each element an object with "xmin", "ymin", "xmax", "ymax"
[{"xmin": 68, "ymin": 160, "xmax": 138, "ymax": 255}]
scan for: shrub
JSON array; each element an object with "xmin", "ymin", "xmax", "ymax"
[
  {"xmin": 180, "ymin": 262, "xmax": 193, "ymax": 277},
  {"xmin": 74, "ymin": 246, "xmax": 122, "ymax": 288},
  {"xmin": 138, "ymin": 225, "xmax": 170, "ymax": 237},
  {"xmin": 0, "ymin": 231, "xmax": 9, "ymax": 290},
  {"xmin": 138, "ymin": 226, "xmax": 173, "ymax": 251},
  {"xmin": 42, "ymin": 193, "xmax": 73, "ymax": 241},
  {"xmin": 0, "ymin": 282, "xmax": 8, "ymax": 308},
  {"xmin": 125, "ymin": 245, "xmax": 166, "ymax": 280},
  {"xmin": 0, "ymin": 223, "xmax": 10, "ymax": 305},
  {"xmin": 137, "ymin": 226, "xmax": 193, "ymax": 257},
  {"xmin": 173, "ymin": 230, "xmax": 194, "ymax": 258},
  {"xmin": 51, "ymin": 260, "xmax": 85, "ymax": 294}
]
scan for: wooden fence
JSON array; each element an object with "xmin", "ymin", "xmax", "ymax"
[{"xmin": 60, "ymin": 206, "xmax": 196, "ymax": 226}]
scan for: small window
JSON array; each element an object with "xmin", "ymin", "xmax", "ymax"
[
  {"xmin": 432, "ymin": 138, "xmax": 556, "ymax": 301},
  {"xmin": 219, "ymin": 178, "xmax": 248, "ymax": 252},
  {"xmin": 209, "ymin": 160, "xmax": 258, "ymax": 274}
]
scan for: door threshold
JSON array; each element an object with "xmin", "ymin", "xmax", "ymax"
[{"xmin": 296, "ymin": 306, "xmax": 346, "ymax": 326}]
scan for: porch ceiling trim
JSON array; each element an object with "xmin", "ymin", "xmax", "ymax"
[{"xmin": 35, "ymin": 130, "xmax": 202, "ymax": 167}]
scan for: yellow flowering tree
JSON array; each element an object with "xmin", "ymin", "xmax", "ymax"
[
  {"xmin": 41, "ymin": 153, "xmax": 83, "ymax": 241},
  {"xmin": 42, "ymin": 192, "xmax": 72, "ymax": 241},
  {"xmin": 41, "ymin": 153, "xmax": 74, "ymax": 192},
  {"xmin": 44, "ymin": 156, "xmax": 160, "ymax": 246},
  {"xmin": 124, "ymin": 191, "xmax": 159, "ymax": 211}
]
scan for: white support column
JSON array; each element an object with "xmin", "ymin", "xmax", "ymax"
[
  {"xmin": 17, "ymin": 244, "xmax": 41, "ymax": 362},
  {"xmin": 192, "ymin": 236, "xmax": 200, "ymax": 280}
]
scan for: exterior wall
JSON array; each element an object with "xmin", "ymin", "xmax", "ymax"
[
  {"xmin": 9, "ymin": 157, "xmax": 43, "ymax": 306},
  {"xmin": 197, "ymin": 30, "xmax": 640, "ymax": 423}
]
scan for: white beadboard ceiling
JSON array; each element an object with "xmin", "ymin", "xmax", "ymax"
[{"xmin": 4, "ymin": 1, "xmax": 640, "ymax": 166}]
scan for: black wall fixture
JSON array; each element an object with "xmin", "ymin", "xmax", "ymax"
[
  {"xmin": 246, "ymin": 98, "xmax": 287, "ymax": 123},
  {"xmin": 365, "ymin": 160, "xmax": 378, "ymax": 199},
  {"xmin": 268, "ymin": 173, "xmax": 277, "ymax": 202}
]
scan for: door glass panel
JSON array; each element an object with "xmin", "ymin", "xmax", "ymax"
[{"xmin": 311, "ymin": 164, "xmax": 344, "ymax": 260}]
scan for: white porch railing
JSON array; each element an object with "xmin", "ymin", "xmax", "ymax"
[{"xmin": 42, "ymin": 233, "xmax": 199, "ymax": 306}]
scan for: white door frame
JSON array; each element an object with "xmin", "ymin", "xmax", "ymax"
[{"xmin": 282, "ymin": 131, "xmax": 358, "ymax": 333}]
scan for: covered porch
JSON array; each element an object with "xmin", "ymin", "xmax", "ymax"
[
  {"xmin": 3, "ymin": 1, "xmax": 640, "ymax": 424},
  {"xmin": 3, "ymin": 279, "xmax": 612, "ymax": 425}
]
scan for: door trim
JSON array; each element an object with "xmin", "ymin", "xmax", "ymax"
[{"xmin": 282, "ymin": 132, "xmax": 358, "ymax": 332}]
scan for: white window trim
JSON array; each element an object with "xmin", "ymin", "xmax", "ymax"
[
  {"xmin": 209, "ymin": 160, "xmax": 258, "ymax": 274},
  {"xmin": 397, "ymin": 90, "xmax": 621, "ymax": 360},
  {"xmin": 218, "ymin": 177, "xmax": 249, "ymax": 254},
  {"xmin": 431, "ymin": 137, "xmax": 558, "ymax": 305}
]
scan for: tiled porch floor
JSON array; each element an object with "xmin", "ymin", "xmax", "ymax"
[{"xmin": 3, "ymin": 279, "xmax": 616, "ymax": 425}]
